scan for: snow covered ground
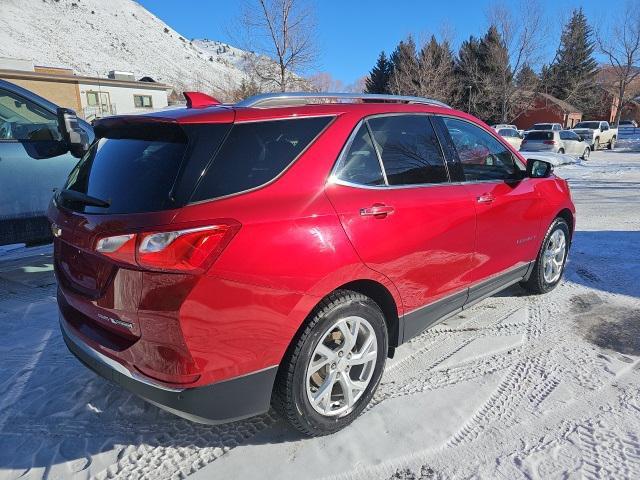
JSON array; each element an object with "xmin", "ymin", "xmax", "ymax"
[{"xmin": 0, "ymin": 150, "xmax": 639, "ymax": 480}]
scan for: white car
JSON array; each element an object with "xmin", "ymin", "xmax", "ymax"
[
  {"xmin": 521, "ymin": 130, "xmax": 591, "ymax": 159},
  {"xmin": 492, "ymin": 123, "xmax": 518, "ymax": 131},
  {"xmin": 497, "ymin": 127, "xmax": 524, "ymax": 150}
]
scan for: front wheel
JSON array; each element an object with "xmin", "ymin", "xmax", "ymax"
[
  {"xmin": 558, "ymin": 148, "xmax": 565, "ymax": 154},
  {"xmin": 582, "ymin": 147, "xmax": 590, "ymax": 160},
  {"xmin": 593, "ymin": 137, "xmax": 600, "ymax": 150},
  {"xmin": 272, "ymin": 290, "xmax": 388, "ymax": 436},
  {"xmin": 521, "ymin": 218, "xmax": 570, "ymax": 294},
  {"xmin": 608, "ymin": 136, "xmax": 616, "ymax": 149}
]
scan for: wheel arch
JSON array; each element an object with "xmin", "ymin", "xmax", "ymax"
[{"xmin": 556, "ymin": 208, "xmax": 574, "ymax": 239}]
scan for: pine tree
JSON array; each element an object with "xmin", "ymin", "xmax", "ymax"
[
  {"xmin": 454, "ymin": 26, "xmax": 511, "ymax": 123},
  {"xmin": 388, "ymin": 35, "xmax": 420, "ymax": 95},
  {"xmin": 415, "ymin": 36, "xmax": 455, "ymax": 102},
  {"xmin": 516, "ymin": 63, "xmax": 539, "ymax": 88},
  {"xmin": 365, "ymin": 51, "xmax": 392, "ymax": 94},
  {"xmin": 543, "ymin": 8, "xmax": 598, "ymax": 114}
]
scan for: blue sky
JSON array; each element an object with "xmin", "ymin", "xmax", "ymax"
[{"xmin": 137, "ymin": 0, "xmax": 613, "ymax": 85}]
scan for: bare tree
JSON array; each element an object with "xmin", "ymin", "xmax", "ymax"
[
  {"xmin": 238, "ymin": 0, "xmax": 318, "ymax": 92},
  {"xmin": 307, "ymin": 72, "xmax": 345, "ymax": 92},
  {"xmin": 597, "ymin": 1, "xmax": 640, "ymax": 126},
  {"xmin": 486, "ymin": 0, "xmax": 546, "ymax": 122}
]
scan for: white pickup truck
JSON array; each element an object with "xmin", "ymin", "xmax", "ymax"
[{"xmin": 571, "ymin": 121, "xmax": 617, "ymax": 150}]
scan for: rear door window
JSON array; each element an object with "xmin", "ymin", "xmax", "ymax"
[
  {"xmin": 367, "ymin": 115, "xmax": 448, "ymax": 185},
  {"xmin": 191, "ymin": 116, "xmax": 332, "ymax": 201}
]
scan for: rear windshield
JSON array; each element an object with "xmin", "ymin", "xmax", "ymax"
[
  {"xmin": 190, "ymin": 116, "xmax": 332, "ymax": 202},
  {"xmin": 62, "ymin": 124, "xmax": 190, "ymax": 214},
  {"xmin": 532, "ymin": 124, "xmax": 552, "ymax": 130},
  {"xmin": 525, "ymin": 131, "xmax": 554, "ymax": 140},
  {"xmin": 575, "ymin": 122, "xmax": 600, "ymax": 129}
]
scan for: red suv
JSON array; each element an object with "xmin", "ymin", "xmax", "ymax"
[{"xmin": 49, "ymin": 92, "xmax": 575, "ymax": 436}]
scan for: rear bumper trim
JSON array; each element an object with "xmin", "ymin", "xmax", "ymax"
[{"xmin": 60, "ymin": 314, "xmax": 278, "ymax": 424}]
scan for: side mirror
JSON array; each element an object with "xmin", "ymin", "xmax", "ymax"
[
  {"xmin": 527, "ymin": 158, "xmax": 553, "ymax": 178},
  {"xmin": 57, "ymin": 108, "xmax": 89, "ymax": 158}
]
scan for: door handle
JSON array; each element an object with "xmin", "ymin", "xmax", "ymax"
[
  {"xmin": 360, "ymin": 204, "xmax": 394, "ymax": 218},
  {"xmin": 477, "ymin": 193, "xmax": 495, "ymax": 204}
]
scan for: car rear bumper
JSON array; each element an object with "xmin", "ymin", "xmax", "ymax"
[{"xmin": 60, "ymin": 313, "xmax": 277, "ymax": 424}]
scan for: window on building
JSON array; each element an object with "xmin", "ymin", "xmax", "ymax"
[
  {"xmin": 86, "ymin": 91, "xmax": 99, "ymax": 106},
  {"xmin": 134, "ymin": 95, "xmax": 153, "ymax": 108}
]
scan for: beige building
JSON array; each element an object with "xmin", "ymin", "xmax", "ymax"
[{"xmin": 0, "ymin": 58, "xmax": 170, "ymax": 121}]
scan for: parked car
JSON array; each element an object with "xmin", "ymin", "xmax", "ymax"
[
  {"xmin": 0, "ymin": 79, "xmax": 92, "ymax": 246},
  {"xmin": 520, "ymin": 130, "xmax": 590, "ymax": 159},
  {"xmin": 492, "ymin": 123, "xmax": 518, "ymax": 130},
  {"xmin": 497, "ymin": 127, "xmax": 524, "ymax": 150},
  {"xmin": 571, "ymin": 120, "xmax": 617, "ymax": 150},
  {"xmin": 529, "ymin": 122, "xmax": 563, "ymax": 132},
  {"xmin": 617, "ymin": 120, "xmax": 638, "ymax": 128},
  {"xmin": 51, "ymin": 92, "xmax": 575, "ymax": 436}
]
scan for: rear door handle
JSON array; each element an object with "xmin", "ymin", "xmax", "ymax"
[
  {"xmin": 360, "ymin": 204, "xmax": 394, "ymax": 218},
  {"xmin": 477, "ymin": 193, "xmax": 495, "ymax": 204}
]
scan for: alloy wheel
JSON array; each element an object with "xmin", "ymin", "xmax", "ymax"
[
  {"xmin": 305, "ymin": 315, "xmax": 377, "ymax": 417},
  {"xmin": 543, "ymin": 229, "xmax": 566, "ymax": 284}
]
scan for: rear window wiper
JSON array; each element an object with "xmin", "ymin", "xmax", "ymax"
[{"xmin": 56, "ymin": 189, "xmax": 111, "ymax": 208}]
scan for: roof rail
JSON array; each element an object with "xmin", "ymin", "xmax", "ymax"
[{"xmin": 235, "ymin": 92, "xmax": 451, "ymax": 109}]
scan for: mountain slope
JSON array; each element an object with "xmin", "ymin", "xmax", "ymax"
[{"xmin": 0, "ymin": 0, "xmax": 251, "ymax": 96}]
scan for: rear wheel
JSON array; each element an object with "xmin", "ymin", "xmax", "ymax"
[
  {"xmin": 608, "ymin": 136, "xmax": 616, "ymax": 149},
  {"xmin": 582, "ymin": 147, "xmax": 590, "ymax": 160},
  {"xmin": 273, "ymin": 290, "xmax": 388, "ymax": 436},
  {"xmin": 521, "ymin": 218, "xmax": 570, "ymax": 294},
  {"xmin": 558, "ymin": 148, "xmax": 565, "ymax": 154}
]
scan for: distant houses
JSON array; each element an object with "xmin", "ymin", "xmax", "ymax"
[{"xmin": 0, "ymin": 57, "xmax": 170, "ymax": 121}]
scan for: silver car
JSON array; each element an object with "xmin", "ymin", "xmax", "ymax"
[
  {"xmin": 0, "ymin": 79, "xmax": 92, "ymax": 246},
  {"xmin": 521, "ymin": 130, "xmax": 591, "ymax": 159}
]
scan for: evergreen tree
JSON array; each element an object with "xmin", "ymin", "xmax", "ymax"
[
  {"xmin": 388, "ymin": 35, "xmax": 420, "ymax": 95},
  {"xmin": 454, "ymin": 26, "xmax": 511, "ymax": 123},
  {"xmin": 453, "ymin": 35, "xmax": 482, "ymax": 113},
  {"xmin": 543, "ymin": 8, "xmax": 598, "ymax": 114},
  {"xmin": 516, "ymin": 63, "xmax": 539, "ymax": 88},
  {"xmin": 415, "ymin": 36, "xmax": 455, "ymax": 102},
  {"xmin": 365, "ymin": 51, "xmax": 392, "ymax": 94}
]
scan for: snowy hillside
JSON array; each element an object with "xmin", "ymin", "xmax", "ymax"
[{"xmin": 0, "ymin": 0, "xmax": 254, "ymax": 97}]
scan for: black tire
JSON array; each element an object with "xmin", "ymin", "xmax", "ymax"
[
  {"xmin": 608, "ymin": 136, "xmax": 616, "ymax": 149},
  {"xmin": 593, "ymin": 137, "xmax": 600, "ymax": 150},
  {"xmin": 582, "ymin": 147, "xmax": 590, "ymax": 160},
  {"xmin": 521, "ymin": 218, "xmax": 570, "ymax": 294},
  {"xmin": 558, "ymin": 148, "xmax": 565, "ymax": 154},
  {"xmin": 272, "ymin": 290, "xmax": 388, "ymax": 436}
]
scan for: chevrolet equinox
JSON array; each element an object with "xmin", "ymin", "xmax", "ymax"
[{"xmin": 49, "ymin": 92, "xmax": 575, "ymax": 436}]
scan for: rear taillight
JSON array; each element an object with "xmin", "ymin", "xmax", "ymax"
[
  {"xmin": 543, "ymin": 140, "xmax": 557, "ymax": 145},
  {"xmin": 95, "ymin": 222, "xmax": 240, "ymax": 273}
]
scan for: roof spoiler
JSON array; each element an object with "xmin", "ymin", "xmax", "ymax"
[
  {"xmin": 184, "ymin": 91, "xmax": 221, "ymax": 108},
  {"xmin": 93, "ymin": 115, "xmax": 186, "ymax": 142}
]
